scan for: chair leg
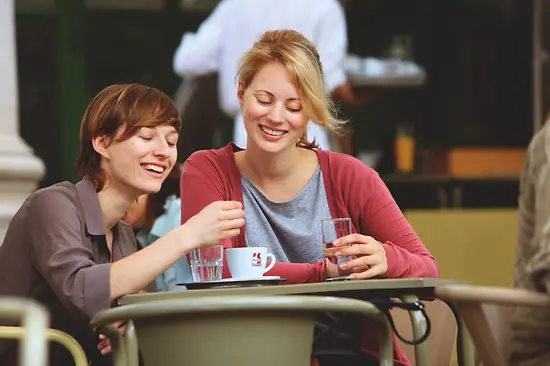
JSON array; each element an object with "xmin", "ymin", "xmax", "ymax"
[
  {"xmin": 458, "ymin": 316, "xmax": 476, "ymax": 366},
  {"xmin": 97, "ymin": 323, "xmax": 134, "ymax": 366},
  {"xmin": 0, "ymin": 326, "xmax": 88, "ymax": 366},
  {"xmin": 441, "ymin": 300, "xmax": 476, "ymax": 366},
  {"xmin": 400, "ymin": 295, "xmax": 430, "ymax": 366},
  {"xmin": 457, "ymin": 303, "xmax": 507, "ymax": 366},
  {"xmin": 124, "ymin": 321, "xmax": 139, "ymax": 366}
]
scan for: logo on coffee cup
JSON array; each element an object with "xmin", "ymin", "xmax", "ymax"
[{"xmin": 252, "ymin": 252, "xmax": 262, "ymax": 266}]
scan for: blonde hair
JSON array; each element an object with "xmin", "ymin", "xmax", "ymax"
[{"xmin": 236, "ymin": 29, "xmax": 346, "ymax": 149}]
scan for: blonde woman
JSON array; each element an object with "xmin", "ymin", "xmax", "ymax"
[{"xmin": 181, "ymin": 30, "xmax": 439, "ymax": 366}]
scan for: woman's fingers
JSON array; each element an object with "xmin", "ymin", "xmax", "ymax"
[
  {"xmin": 221, "ymin": 208, "xmax": 245, "ymax": 221},
  {"xmin": 97, "ymin": 338, "xmax": 111, "ymax": 355},
  {"xmin": 330, "ymin": 238, "xmax": 388, "ymax": 279},
  {"xmin": 338, "ymin": 255, "xmax": 377, "ymax": 270},
  {"xmin": 349, "ymin": 264, "xmax": 386, "ymax": 280},
  {"xmin": 220, "ymin": 218, "xmax": 245, "ymax": 231},
  {"xmin": 221, "ymin": 228, "xmax": 241, "ymax": 240},
  {"xmin": 334, "ymin": 243, "xmax": 378, "ymax": 257},
  {"xmin": 332, "ymin": 234, "xmax": 371, "ymax": 247},
  {"xmin": 323, "ymin": 246, "xmax": 339, "ymax": 258},
  {"xmin": 216, "ymin": 200, "xmax": 243, "ymax": 211},
  {"xmin": 324, "ymin": 257, "xmax": 341, "ymax": 278}
]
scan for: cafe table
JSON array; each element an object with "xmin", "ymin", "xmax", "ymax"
[{"xmin": 119, "ymin": 278, "xmax": 473, "ymax": 366}]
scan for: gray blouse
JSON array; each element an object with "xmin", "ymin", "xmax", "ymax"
[{"xmin": 241, "ymin": 167, "xmax": 332, "ymax": 264}]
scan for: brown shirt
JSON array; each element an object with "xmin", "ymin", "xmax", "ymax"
[
  {"xmin": 0, "ymin": 176, "xmax": 137, "ymax": 366},
  {"xmin": 511, "ymin": 122, "xmax": 550, "ymax": 365}
]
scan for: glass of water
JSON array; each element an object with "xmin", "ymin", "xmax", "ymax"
[
  {"xmin": 322, "ymin": 218, "xmax": 352, "ymax": 264},
  {"xmin": 189, "ymin": 245, "xmax": 223, "ymax": 282}
]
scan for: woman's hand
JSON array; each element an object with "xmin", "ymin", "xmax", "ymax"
[
  {"xmin": 324, "ymin": 258, "xmax": 341, "ymax": 278},
  {"xmin": 332, "ymin": 234, "xmax": 388, "ymax": 280},
  {"xmin": 97, "ymin": 321, "xmax": 126, "ymax": 355},
  {"xmin": 183, "ymin": 201, "xmax": 245, "ymax": 249}
]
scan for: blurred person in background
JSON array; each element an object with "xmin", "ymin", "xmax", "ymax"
[
  {"xmin": 511, "ymin": 116, "xmax": 550, "ymax": 365},
  {"xmin": 123, "ymin": 165, "xmax": 193, "ymax": 291},
  {"xmin": 0, "ymin": 83, "xmax": 245, "ymax": 366},
  {"xmin": 172, "ymin": 73, "xmax": 231, "ymax": 162},
  {"xmin": 173, "ymin": 0, "xmax": 364, "ymax": 152}
]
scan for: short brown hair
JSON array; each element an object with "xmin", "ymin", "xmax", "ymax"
[
  {"xmin": 237, "ymin": 29, "xmax": 345, "ymax": 149},
  {"xmin": 76, "ymin": 83, "xmax": 181, "ymax": 189}
]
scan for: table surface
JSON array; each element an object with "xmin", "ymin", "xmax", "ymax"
[{"xmin": 119, "ymin": 278, "xmax": 456, "ymax": 305}]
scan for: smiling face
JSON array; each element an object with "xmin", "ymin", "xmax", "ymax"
[
  {"xmin": 238, "ymin": 61, "xmax": 309, "ymax": 153},
  {"xmin": 95, "ymin": 125, "xmax": 178, "ymax": 198}
]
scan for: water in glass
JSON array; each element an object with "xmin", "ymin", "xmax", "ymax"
[
  {"xmin": 189, "ymin": 245, "xmax": 224, "ymax": 282},
  {"xmin": 322, "ymin": 218, "xmax": 353, "ymax": 264},
  {"xmin": 191, "ymin": 260, "xmax": 223, "ymax": 282}
]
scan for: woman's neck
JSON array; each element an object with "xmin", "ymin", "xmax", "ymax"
[
  {"xmin": 97, "ymin": 182, "xmax": 136, "ymax": 233},
  {"xmin": 241, "ymin": 143, "xmax": 304, "ymax": 183}
]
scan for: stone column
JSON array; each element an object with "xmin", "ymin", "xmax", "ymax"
[{"xmin": 0, "ymin": 0, "xmax": 45, "ymax": 242}]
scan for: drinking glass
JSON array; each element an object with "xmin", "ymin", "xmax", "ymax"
[
  {"xmin": 322, "ymin": 218, "xmax": 352, "ymax": 264},
  {"xmin": 189, "ymin": 245, "xmax": 223, "ymax": 282}
]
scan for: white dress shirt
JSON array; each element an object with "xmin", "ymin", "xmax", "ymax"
[{"xmin": 173, "ymin": 0, "xmax": 348, "ymax": 150}]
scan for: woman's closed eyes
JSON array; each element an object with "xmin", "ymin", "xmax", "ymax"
[
  {"xmin": 139, "ymin": 128, "xmax": 178, "ymax": 147},
  {"xmin": 255, "ymin": 98, "xmax": 302, "ymax": 113}
]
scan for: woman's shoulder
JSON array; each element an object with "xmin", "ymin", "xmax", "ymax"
[
  {"xmin": 11, "ymin": 181, "xmax": 82, "ymax": 231},
  {"xmin": 185, "ymin": 143, "xmax": 237, "ymax": 171},
  {"xmin": 181, "ymin": 144, "xmax": 242, "ymax": 192},
  {"xmin": 28, "ymin": 181, "xmax": 79, "ymax": 208},
  {"xmin": 317, "ymin": 149, "xmax": 379, "ymax": 179}
]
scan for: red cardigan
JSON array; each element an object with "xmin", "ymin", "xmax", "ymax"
[{"xmin": 181, "ymin": 143, "xmax": 440, "ymax": 365}]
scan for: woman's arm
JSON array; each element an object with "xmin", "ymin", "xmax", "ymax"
[
  {"xmin": 29, "ymin": 189, "xmax": 243, "ymax": 318},
  {"xmin": 111, "ymin": 200, "xmax": 243, "ymax": 298},
  {"xmin": 28, "ymin": 190, "xmax": 113, "ymax": 318},
  {"xmin": 313, "ymin": 0, "xmax": 348, "ymax": 94},
  {"xmin": 264, "ymin": 261, "xmax": 326, "ymax": 284},
  {"xmin": 172, "ymin": 0, "xmax": 231, "ymax": 77},
  {"xmin": 520, "ymin": 161, "xmax": 550, "ymax": 291},
  {"xmin": 181, "ymin": 151, "xmax": 327, "ymax": 283},
  {"xmin": 339, "ymin": 158, "xmax": 440, "ymax": 279},
  {"xmin": 362, "ymin": 171, "xmax": 439, "ymax": 278}
]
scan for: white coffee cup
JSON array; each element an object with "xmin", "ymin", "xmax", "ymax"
[{"xmin": 226, "ymin": 247, "xmax": 276, "ymax": 279}]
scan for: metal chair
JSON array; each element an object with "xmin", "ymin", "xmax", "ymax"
[
  {"xmin": 0, "ymin": 297, "xmax": 88, "ymax": 366},
  {"xmin": 91, "ymin": 295, "xmax": 395, "ymax": 366},
  {"xmin": 391, "ymin": 298, "xmax": 457, "ymax": 365},
  {"xmin": 436, "ymin": 284, "xmax": 550, "ymax": 366}
]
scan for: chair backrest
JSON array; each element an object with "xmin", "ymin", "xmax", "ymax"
[
  {"xmin": 0, "ymin": 326, "xmax": 89, "ymax": 366},
  {"xmin": 91, "ymin": 295, "xmax": 395, "ymax": 366},
  {"xmin": 0, "ymin": 297, "xmax": 49, "ymax": 366},
  {"xmin": 481, "ymin": 304, "xmax": 515, "ymax": 360},
  {"xmin": 0, "ymin": 297, "xmax": 88, "ymax": 366},
  {"xmin": 435, "ymin": 284, "xmax": 550, "ymax": 366},
  {"xmin": 391, "ymin": 299, "xmax": 457, "ymax": 366}
]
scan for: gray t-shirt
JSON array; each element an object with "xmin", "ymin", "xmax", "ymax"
[
  {"xmin": 241, "ymin": 167, "xmax": 331, "ymax": 264},
  {"xmin": 242, "ymin": 168, "xmax": 361, "ymax": 356}
]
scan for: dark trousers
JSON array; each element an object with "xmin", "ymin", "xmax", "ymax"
[{"xmin": 313, "ymin": 312, "xmax": 380, "ymax": 366}]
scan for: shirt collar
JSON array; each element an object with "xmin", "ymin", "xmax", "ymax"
[{"xmin": 75, "ymin": 176, "xmax": 105, "ymax": 236}]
